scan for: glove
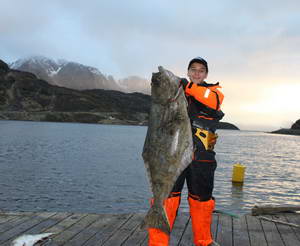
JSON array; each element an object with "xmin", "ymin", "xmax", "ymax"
[{"xmin": 179, "ymin": 78, "xmax": 189, "ymax": 88}]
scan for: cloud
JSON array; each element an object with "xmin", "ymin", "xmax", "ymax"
[
  {"xmin": 1, "ymin": 0, "xmax": 300, "ymax": 129},
  {"xmin": 2, "ymin": 0, "xmax": 300, "ymax": 77}
]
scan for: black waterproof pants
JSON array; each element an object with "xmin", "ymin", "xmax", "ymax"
[{"xmin": 170, "ymin": 127, "xmax": 217, "ymax": 201}]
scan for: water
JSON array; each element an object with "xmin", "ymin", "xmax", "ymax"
[{"xmin": 0, "ymin": 120, "xmax": 299, "ymax": 215}]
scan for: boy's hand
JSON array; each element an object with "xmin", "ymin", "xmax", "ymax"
[{"xmin": 179, "ymin": 78, "xmax": 189, "ymax": 87}]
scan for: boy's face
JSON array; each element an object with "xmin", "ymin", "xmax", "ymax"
[{"xmin": 187, "ymin": 62, "xmax": 208, "ymax": 84}]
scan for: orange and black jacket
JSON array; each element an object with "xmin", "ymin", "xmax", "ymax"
[{"xmin": 180, "ymin": 79, "xmax": 225, "ymax": 131}]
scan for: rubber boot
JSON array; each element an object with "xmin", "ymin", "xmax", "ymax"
[
  {"xmin": 188, "ymin": 197, "xmax": 215, "ymax": 246},
  {"xmin": 148, "ymin": 195, "xmax": 181, "ymax": 246}
]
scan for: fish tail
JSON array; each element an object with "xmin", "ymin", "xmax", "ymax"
[{"xmin": 140, "ymin": 205, "xmax": 171, "ymax": 235}]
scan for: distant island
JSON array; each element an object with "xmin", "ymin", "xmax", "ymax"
[
  {"xmin": 217, "ymin": 122, "xmax": 239, "ymax": 130},
  {"xmin": 270, "ymin": 119, "xmax": 300, "ymax": 136},
  {"xmin": 0, "ymin": 59, "xmax": 239, "ymax": 130}
]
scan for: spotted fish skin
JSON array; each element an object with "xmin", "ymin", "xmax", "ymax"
[{"xmin": 141, "ymin": 66, "xmax": 193, "ymax": 234}]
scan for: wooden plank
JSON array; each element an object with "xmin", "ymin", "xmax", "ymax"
[
  {"xmin": 43, "ymin": 213, "xmax": 87, "ymax": 236},
  {"xmin": 178, "ymin": 216, "xmax": 193, "ymax": 246},
  {"xmin": 102, "ymin": 213, "xmax": 144, "ymax": 246},
  {"xmin": 0, "ymin": 215, "xmax": 20, "ymax": 224},
  {"xmin": 6, "ymin": 212, "xmax": 299, "ymax": 246},
  {"xmin": 288, "ymin": 213, "xmax": 300, "ymax": 225},
  {"xmin": 63, "ymin": 214, "xmax": 112, "ymax": 246},
  {"xmin": 0, "ymin": 212, "xmax": 56, "ymax": 244},
  {"xmin": 140, "ymin": 231, "xmax": 148, "ymax": 246},
  {"xmin": 259, "ymin": 215, "xmax": 284, "ymax": 246},
  {"xmin": 215, "ymin": 214, "xmax": 232, "ymax": 246},
  {"xmin": 284, "ymin": 213, "xmax": 300, "ymax": 241},
  {"xmin": 49, "ymin": 214, "xmax": 99, "ymax": 245},
  {"xmin": 64, "ymin": 214, "xmax": 108, "ymax": 246},
  {"xmin": 169, "ymin": 212, "xmax": 190, "ymax": 245},
  {"xmin": 2, "ymin": 212, "xmax": 71, "ymax": 246},
  {"xmin": 232, "ymin": 215, "xmax": 250, "ymax": 246},
  {"xmin": 83, "ymin": 213, "xmax": 133, "ymax": 246},
  {"xmin": 246, "ymin": 215, "xmax": 268, "ymax": 246},
  {"xmin": 121, "ymin": 218, "xmax": 148, "ymax": 246},
  {"xmin": 0, "ymin": 214, "xmax": 36, "ymax": 234},
  {"xmin": 37, "ymin": 212, "xmax": 72, "ymax": 233},
  {"xmin": 272, "ymin": 214, "xmax": 300, "ymax": 246},
  {"xmin": 211, "ymin": 213, "xmax": 219, "ymax": 241},
  {"xmin": 123, "ymin": 227, "xmax": 147, "ymax": 246},
  {"xmin": 0, "ymin": 211, "xmax": 35, "ymax": 216}
]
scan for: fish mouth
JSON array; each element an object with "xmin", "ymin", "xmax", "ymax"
[
  {"xmin": 151, "ymin": 72, "xmax": 161, "ymax": 86},
  {"xmin": 152, "ymin": 66, "xmax": 166, "ymax": 85},
  {"xmin": 158, "ymin": 66, "xmax": 164, "ymax": 73}
]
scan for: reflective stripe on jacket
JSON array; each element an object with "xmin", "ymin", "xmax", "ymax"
[{"xmin": 184, "ymin": 82, "xmax": 224, "ymax": 111}]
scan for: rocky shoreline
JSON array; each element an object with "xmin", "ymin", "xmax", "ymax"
[
  {"xmin": 0, "ymin": 111, "xmax": 148, "ymax": 125},
  {"xmin": 0, "ymin": 111, "xmax": 239, "ymax": 130}
]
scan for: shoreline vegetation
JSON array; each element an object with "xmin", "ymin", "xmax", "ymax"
[{"xmin": 1, "ymin": 58, "xmax": 236, "ymax": 130}]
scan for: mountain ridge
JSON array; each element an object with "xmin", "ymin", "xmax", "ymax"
[
  {"xmin": 1, "ymin": 59, "xmax": 150, "ymax": 125},
  {"xmin": 10, "ymin": 55, "xmax": 151, "ymax": 94}
]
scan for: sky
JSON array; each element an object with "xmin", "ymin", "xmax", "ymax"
[{"xmin": 1, "ymin": 0, "xmax": 300, "ymax": 131}]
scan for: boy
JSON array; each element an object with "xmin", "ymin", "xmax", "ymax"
[{"xmin": 148, "ymin": 57, "xmax": 224, "ymax": 246}]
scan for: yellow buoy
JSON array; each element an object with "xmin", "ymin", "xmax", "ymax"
[{"xmin": 232, "ymin": 163, "xmax": 246, "ymax": 184}]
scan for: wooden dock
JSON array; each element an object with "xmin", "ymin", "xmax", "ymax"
[{"xmin": 0, "ymin": 211, "xmax": 300, "ymax": 245}]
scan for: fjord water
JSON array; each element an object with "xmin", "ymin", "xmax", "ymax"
[{"xmin": 0, "ymin": 120, "xmax": 299, "ymax": 215}]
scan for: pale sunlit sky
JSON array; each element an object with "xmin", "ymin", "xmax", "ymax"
[{"xmin": 1, "ymin": 0, "xmax": 300, "ymax": 131}]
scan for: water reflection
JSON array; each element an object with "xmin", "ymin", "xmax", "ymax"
[{"xmin": 230, "ymin": 183, "xmax": 245, "ymax": 213}]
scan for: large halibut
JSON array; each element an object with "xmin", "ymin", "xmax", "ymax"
[{"xmin": 141, "ymin": 66, "xmax": 193, "ymax": 234}]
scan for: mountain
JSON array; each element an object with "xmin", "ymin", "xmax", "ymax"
[
  {"xmin": 10, "ymin": 56, "xmax": 122, "ymax": 91},
  {"xmin": 270, "ymin": 118, "xmax": 300, "ymax": 136},
  {"xmin": 0, "ymin": 59, "xmax": 150, "ymax": 125},
  {"xmin": 10, "ymin": 56, "xmax": 151, "ymax": 93}
]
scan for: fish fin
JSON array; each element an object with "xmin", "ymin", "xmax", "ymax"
[{"xmin": 140, "ymin": 205, "xmax": 171, "ymax": 235}]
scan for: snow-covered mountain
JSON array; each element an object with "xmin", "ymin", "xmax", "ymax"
[{"xmin": 10, "ymin": 56, "xmax": 150, "ymax": 93}]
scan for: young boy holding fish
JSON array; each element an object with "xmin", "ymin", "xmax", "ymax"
[{"xmin": 148, "ymin": 57, "xmax": 224, "ymax": 246}]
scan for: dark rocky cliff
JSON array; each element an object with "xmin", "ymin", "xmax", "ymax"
[
  {"xmin": 0, "ymin": 59, "xmax": 150, "ymax": 125},
  {"xmin": 291, "ymin": 119, "xmax": 300, "ymax": 130}
]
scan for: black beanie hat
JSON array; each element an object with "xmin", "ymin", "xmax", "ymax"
[{"xmin": 188, "ymin": 57, "xmax": 208, "ymax": 72}]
